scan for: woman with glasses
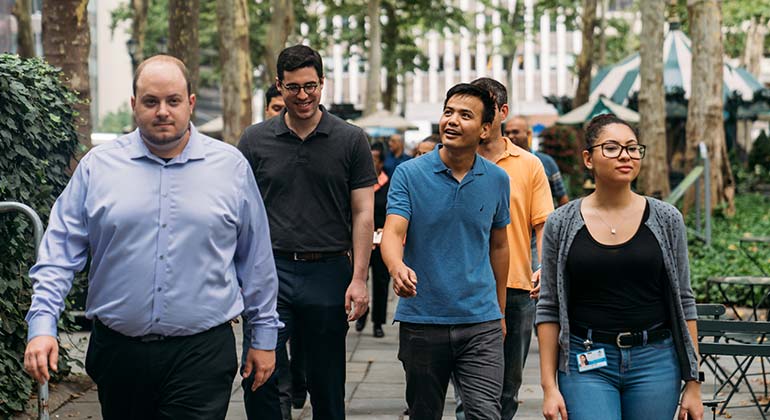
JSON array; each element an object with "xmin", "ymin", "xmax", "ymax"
[{"xmin": 536, "ymin": 114, "xmax": 703, "ymax": 420}]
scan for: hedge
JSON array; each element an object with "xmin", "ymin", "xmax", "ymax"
[{"xmin": 0, "ymin": 54, "xmax": 82, "ymax": 416}]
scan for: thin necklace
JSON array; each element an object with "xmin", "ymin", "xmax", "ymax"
[{"xmin": 595, "ymin": 211, "xmax": 617, "ymax": 235}]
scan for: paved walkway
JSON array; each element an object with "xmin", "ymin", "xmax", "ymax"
[{"xmin": 50, "ymin": 291, "xmax": 767, "ymax": 419}]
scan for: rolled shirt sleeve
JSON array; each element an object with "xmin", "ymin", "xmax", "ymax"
[{"xmin": 235, "ymin": 160, "xmax": 283, "ymax": 350}]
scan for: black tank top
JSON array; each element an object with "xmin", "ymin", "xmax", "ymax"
[{"xmin": 567, "ymin": 202, "xmax": 668, "ymax": 332}]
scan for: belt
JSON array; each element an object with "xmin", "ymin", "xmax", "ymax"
[
  {"xmin": 94, "ymin": 319, "xmax": 230, "ymax": 343},
  {"xmin": 273, "ymin": 250, "xmax": 349, "ymax": 261},
  {"xmin": 571, "ymin": 324, "xmax": 671, "ymax": 349}
]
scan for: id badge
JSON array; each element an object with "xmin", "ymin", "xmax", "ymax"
[{"xmin": 576, "ymin": 348, "xmax": 608, "ymax": 372}]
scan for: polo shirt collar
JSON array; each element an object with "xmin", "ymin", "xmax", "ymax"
[
  {"xmin": 429, "ymin": 144, "xmax": 487, "ymax": 176},
  {"xmin": 500, "ymin": 137, "xmax": 522, "ymax": 159},
  {"xmin": 274, "ymin": 104, "xmax": 333, "ymax": 138},
  {"xmin": 127, "ymin": 123, "xmax": 205, "ymax": 163}
]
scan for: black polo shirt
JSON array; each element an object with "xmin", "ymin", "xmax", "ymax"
[{"xmin": 238, "ymin": 106, "xmax": 377, "ymax": 252}]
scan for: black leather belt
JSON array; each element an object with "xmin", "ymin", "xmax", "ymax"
[
  {"xmin": 94, "ymin": 319, "xmax": 230, "ymax": 343},
  {"xmin": 273, "ymin": 250, "xmax": 349, "ymax": 261},
  {"xmin": 571, "ymin": 324, "xmax": 671, "ymax": 349}
]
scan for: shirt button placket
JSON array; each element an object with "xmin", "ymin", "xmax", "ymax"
[{"xmin": 153, "ymin": 165, "xmax": 171, "ymax": 330}]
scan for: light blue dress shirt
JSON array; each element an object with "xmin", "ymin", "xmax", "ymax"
[{"xmin": 26, "ymin": 125, "xmax": 282, "ymax": 350}]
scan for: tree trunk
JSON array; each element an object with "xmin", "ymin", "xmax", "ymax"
[
  {"xmin": 686, "ymin": 0, "xmax": 735, "ymax": 214},
  {"xmin": 42, "ymin": 0, "xmax": 92, "ymax": 148},
  {"xmin": 217, "ymin": 0, "xmax": 253, "ymax": 145},
  {"xmin": 573, "ymin": 0, "xmax": 597, "ymax": 108},
  {"xmin": 637, "ymin": 0, "xmax": 669, "ymax": 198},
  {"xmin": 265, "ymin": 0, "xmax": 294, "ymax": 83},
  {"xmin": 597, "ymin": 0, "xmax": 607, "ymax": 68},
  {"xmin": 740, "ymin": 16, "xmax": 766, "ymax": 78},
  {"xmin": 12, "ymin": 0, "xmax": 34, "ymax": 58},
  {"xmin": 131, "ymin": 0, "xmax": 149, "ymax": 68},
  {"xmin": 168, "ymin": 0, "xmax": 199, "ymax": 97},
  {"xmin": 381, "ymin": 2, "xmax": 397, "ymax": 112},
  {"xmin": 365, "ymin": 0, "xmax": 382, "ymax": 116}
]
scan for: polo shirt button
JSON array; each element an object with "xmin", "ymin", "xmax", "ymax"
[
  {"xmin": 161, "ymin": 223, "xmax": 167, "ymax": 228},
  {"xmin": 155, "ymin": 318, "xmax": 160, "ymax": 322},
  {"xmin": 157, "ymin": 287, "xmax": 162, "ymax": 292},
  {"xmin": 159, "ymin": 255, "xmax": 164, "ymax": 260}
]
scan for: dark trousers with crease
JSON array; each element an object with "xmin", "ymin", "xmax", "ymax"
[
  {"xmin": 85, "ymin": 320, "xmax": 237, "ymax": 420},
  {"xmin": 242, "ymin": 255, "xmax": 351, "ymax": 420},
  {"xmin": 370, "ymin": 247, "xmax": 390, "ymax": 326}
]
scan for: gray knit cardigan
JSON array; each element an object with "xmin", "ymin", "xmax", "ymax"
[{"xmin": 535, "ymin": 196, "xmax": 699, "ymax": 381}]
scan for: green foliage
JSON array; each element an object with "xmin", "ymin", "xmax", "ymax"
[
  {"xmin": 112, "ymin": 0, "xmax": 327, "ymax": 88},
  {"xmin": 0, "ymin": 54, "xmax": 81, "ymax": 416},
  {"xmin": 688, "ymin": 193, "xmax": 770, "ymax": 305},
  {"xmin": 96, "ymin": 105, "xmax": 132, "ymax": 133},
  {"xmin": 538, "ymin": 125, "xmax": 585, "ymax": 196}
]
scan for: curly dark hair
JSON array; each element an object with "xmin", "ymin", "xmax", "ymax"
[{"xmin": 584, "ymin": 113, "xmax": 638, "ymax": 149}]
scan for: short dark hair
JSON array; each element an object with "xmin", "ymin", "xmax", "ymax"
[
  {"xmin": 443, "ymin": 83, "xmax": 495, "ymax": 125},
  {"xmin": 422, "ymin": 133, "xmax": 441, "ymax": 144},
  {"xmin": 276, "ymin": 45, "xmax": 324, "ymax": 81},
  {"xmin": 133, "ymin": 55, "xmax": 192, "ymax": 97},
  {"xmin": 584, "ymin": 113, "xmax": 638, "ymax": 149},
  {"xmin": 370, "ymin": 141, "xmax": 385, "ymax": 155},
  {"xmin": 265, "ymin": 84, "xmax": 281, "ymax": 107},
  {"xmin": 470, "ymin": 77, "xmax": 507, "ymax": 110}
]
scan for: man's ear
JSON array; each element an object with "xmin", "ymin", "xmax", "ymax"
[
  {"xmin": 479, "ymin": 122, "xmax": 492, "ymax": 144},
  {"xmin": 500, "ymin": 104, "xmax": 509, "ymax": 121},
  {"xmin": 188, "ymin": 94, "xmax": 196, "ymax": 113}
]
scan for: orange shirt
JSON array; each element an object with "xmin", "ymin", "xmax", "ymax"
[{"xmin": 495, "ymin": 138, "xmax": 554, "ymax": 291}]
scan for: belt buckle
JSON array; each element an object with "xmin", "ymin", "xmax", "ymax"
[
  {"xmin": 292, "ymin": 252, "xmax": 307, "ymax": 261},
  {"xmin": 139, "ymin": 334, "xmax": 165, "ymax": 343},
  {"xmin": 616, "ymin": 332, "xmax": 633, "ymax": 349}
]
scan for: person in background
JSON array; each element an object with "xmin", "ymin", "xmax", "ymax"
[
  {"xmin": 384, "ymin": 133, "xmax": 411, "ymax": 177},
  {"xmin": 355, "ymin": 142, "xmax": 391, "ymax": 338},
  {"xmin": 537, "ymin": 113, "xmax": 703, "ymax": 420},
  {"xmin": 504, "ymin": 116, "xmax": 568, "ymax": 207},
  {"xmin": 24, "ymin": 55, "xmax": 281, "ymax": 419},
  {"xmin": 414, "ymin": 134, "xmax": 440, "ymax": 157},
  {"xmin": 265, "ymin": 85, "xmax": 286, "ymax": 119},
  {"xmin": 504, "ymin": 116, "xmax": 569, "ymax": 271}
]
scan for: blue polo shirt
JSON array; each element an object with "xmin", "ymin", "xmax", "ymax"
[{"xmin": 387, "ymin": 146, "xmax": 511, "ymax": 324}]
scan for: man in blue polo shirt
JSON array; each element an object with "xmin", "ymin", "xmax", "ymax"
[{"xmin": 381, "ymin": 83, "xmax": 511, "ymax": 420}]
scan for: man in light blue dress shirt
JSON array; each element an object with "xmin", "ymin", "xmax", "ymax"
[{"xmin": 23, "ymin": 55, "xmax": 282, "ymax": 420}]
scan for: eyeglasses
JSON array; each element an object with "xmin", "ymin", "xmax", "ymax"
[
  {"xmin": 587, "ymin": 141, "xmax": 646, "ymax": 160},
  {"xmin": 280, "ymin": 82, "xmax": 319, "ymax": 95}
]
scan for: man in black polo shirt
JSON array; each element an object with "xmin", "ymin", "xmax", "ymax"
[{"xmin": 237, "ymin": 44, "xmax": 376, "ymax": 420}]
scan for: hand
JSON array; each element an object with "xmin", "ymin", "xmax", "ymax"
[
  {"xmin": 242, "ymin": 348, "xmax": 276, "ymax": 391},
  {"xmin": 530, "ymin": 269, "xmax": 542, "ymax": 300},
  {"xmin": 501, "ymin": 318, "xmax": 507, "ymax": 339},
  {"xmin": 390, "ymin": 262, "xmax": 417, "ymax": 298},
  {"xmin": 345, "ymin": 279, "xmax": 369, "ymax": 322},
  {"xmin": 678, "ymin": 381, "xmax": 703, "ymax": 420},
  {"xmin": 24, "ymin": 336, "xmax": 59, "ymax": 384},
  {"xmin": 542, "ymin": 386, "xmax": 568, "ymax": 419}
]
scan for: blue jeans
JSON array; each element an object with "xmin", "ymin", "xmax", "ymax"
[{"xmin": 558, "ymin": 333, "xmax": 682, "ymax": 420}]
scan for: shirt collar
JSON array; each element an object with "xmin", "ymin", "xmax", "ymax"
[
  {"xmin": 429, "ymin": 144, "xmax": 487, "ymax": 176},
  {"xmin": 499, "ymin": 137, "xmax": 522, "ymax": 160},
  {"xmin": 274, "ymin": 104, "xmax": 333, "ymax": 138},
  {"xmin": 127, "ymin": 123, "xmax": 206, "ymax": 163}
]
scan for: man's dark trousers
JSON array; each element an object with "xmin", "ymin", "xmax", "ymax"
[
  {"xmin": 85, "ymin": 320, "xmax": 237, "ymax": 420},
  {"xmin": 243, "ymin": 255, "xmax": 351, "ymax": 420}
]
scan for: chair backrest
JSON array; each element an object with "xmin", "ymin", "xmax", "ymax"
[
  {"xmin": 697, "ymin": 303, "xmax": 726, "ymax": 319},
  {"xmin": 697, "ymin": 319, "xmax": 770, "ymax": 357}
]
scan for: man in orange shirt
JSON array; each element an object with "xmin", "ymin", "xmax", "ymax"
[{"xmin": 471, "ymin": 78, "xmax": 554, "ymax": 419}]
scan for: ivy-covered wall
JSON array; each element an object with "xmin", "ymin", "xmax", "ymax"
[{"xmin": 0, "ymin": 54, "xmax": 82, "ymax": 416}]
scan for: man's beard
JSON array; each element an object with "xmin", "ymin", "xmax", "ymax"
[{"xmin": 140, "ymin": 123, "xmax": 189, "ymax": 152}]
